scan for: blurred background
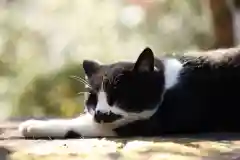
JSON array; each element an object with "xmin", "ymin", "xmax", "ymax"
[{"xmin": 0, "ymin": 0, "xmax": 239, "ymax": 120}]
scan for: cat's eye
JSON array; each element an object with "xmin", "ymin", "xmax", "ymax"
[
  {"xmin": 113, "ymin": 75, "xmax": 123, "ymax": 89},
  {"xmin": 113, "ymin": 77, "xmax": 119, "ymax": 85}
]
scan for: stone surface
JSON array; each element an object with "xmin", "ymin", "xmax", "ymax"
[{"xmin": 0, "ymin": 121, "xmax": 240, "ymax": 160}]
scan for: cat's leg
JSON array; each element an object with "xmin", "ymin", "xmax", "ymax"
[{"xmin": 18, "ymin": 113, "xmax": 116, "ymax": 138}]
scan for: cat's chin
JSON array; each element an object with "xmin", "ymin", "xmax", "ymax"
[{"xmin": 94, "ymin": 110, "xmax": 123, "ymax": 123}]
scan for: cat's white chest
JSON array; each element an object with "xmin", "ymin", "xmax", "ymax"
[{"xmin": 163, "ymin": 58, "xmax": 182, "ymax": 89}]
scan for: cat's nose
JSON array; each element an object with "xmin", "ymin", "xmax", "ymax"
[{"xmin": 94, "ymin": 110, "xmax": 123, "ymax": 123}]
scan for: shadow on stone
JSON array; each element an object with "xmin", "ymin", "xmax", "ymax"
[{"xmin": 0, "ymin": 147, "xmax": 11, "ymax": 160}]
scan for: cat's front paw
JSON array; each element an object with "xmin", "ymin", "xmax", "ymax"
[{"xmin": 18, "ymin": 119, "xmax": 46, "ymax": 138}]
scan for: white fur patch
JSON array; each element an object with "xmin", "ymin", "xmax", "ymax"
[
  {"xmin": 95, "ymin": 88, "xmax": 158, "ymax": 127},
  {"xmin": 163, "ymin": 58, "xmax": 182, "ymax": 89},
  {"xmin": 19, "ymin": 113, "xmax": 116, "ymax": 138}
]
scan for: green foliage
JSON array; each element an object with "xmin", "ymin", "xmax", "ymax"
[
  {"xmin": 0, "ymin": 0, "xmax": 215, "ymax": 118},
  {"xmin": 16, "ymin": 63, "xmax": 86, "ymax": 117}
]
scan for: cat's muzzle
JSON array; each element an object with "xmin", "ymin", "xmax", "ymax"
[{"xmin": 94, "ymin": 110, "xmax": 123, "ymax": 123}]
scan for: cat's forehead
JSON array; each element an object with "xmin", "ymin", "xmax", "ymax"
[
  {"xmin": 103, "ymin": 62, "xmax": 134, "ymax": 77},
  {"xmin": 87, "ymin": 62, "xmax": 134, "ymax": 87}
]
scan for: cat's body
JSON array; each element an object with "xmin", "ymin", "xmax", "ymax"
[{"xmin": 19, "ymin": 47, "xmax": 240, "ymax": 138}]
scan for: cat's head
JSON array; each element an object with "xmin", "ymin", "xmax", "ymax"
[{"xmin": 82, "ymin": 47, "xmax": 165, "ymax": 127}]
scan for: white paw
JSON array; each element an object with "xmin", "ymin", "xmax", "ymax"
[{"xmin": 19, "ymin": 119, "xmax": 44, "ymax": 138}]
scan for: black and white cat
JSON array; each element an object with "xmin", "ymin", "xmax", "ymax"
[{"xmin": 19, "ymin": 47, "xmax": 240, "ymax": 138}]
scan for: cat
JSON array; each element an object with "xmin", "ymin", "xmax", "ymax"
[{"xmin": 19, "ymin": 47, "xmax": 240, "ymax": 138}]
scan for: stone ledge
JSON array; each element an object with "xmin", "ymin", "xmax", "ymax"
[{"xmin": 0, "ymin": 121, "xmax": 240, "ymax": 160}]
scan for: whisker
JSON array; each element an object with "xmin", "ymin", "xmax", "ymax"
[
  {"xmin": 70, "ymin": 75, "xmax": 88, "ymax": 84},
  {"xmin": 77, "ymin": 92, "xmax": 89, "ymax": 95},
  {"xmin": 70, "ymin": 75, "xmax": 92, "ymax": 88}
]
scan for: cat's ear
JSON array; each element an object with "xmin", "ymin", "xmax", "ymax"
[
  {"xmin": 83, "ymin": 60, "xmax": 101, "ymax": 77},
  {"xmin": 133, "ymin": 47, "xmax": 154, "ymax": 72}
]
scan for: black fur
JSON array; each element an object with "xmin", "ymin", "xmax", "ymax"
[
  {"xmin": 64, "ymin": 130, "xmax": 82, "ymax": 139},
  {"xmin": 84, "ymin": 48, "xmax": 165, "ymax": 114},
  {"xmin": 83, "ymin": 47, "xmax": 240, "ymax": 137},
  {"xmin": 94, "ymin": 110, "xmax": 123, "ymax": 123}
]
